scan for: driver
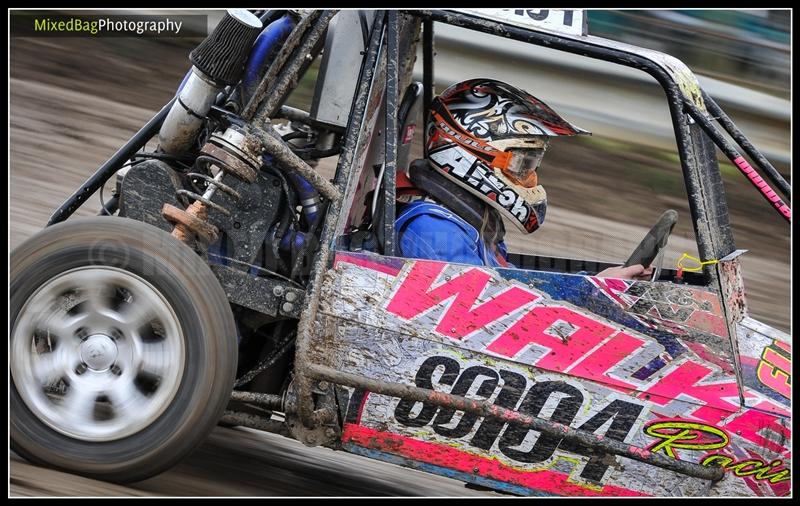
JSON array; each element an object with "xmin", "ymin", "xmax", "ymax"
[{"xmin": 395, "ymin": 78, "xmax": 652, "ymax": 280}]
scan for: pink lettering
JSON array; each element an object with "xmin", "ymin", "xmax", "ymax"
[
  {"xmin": 725, "ymin": 406, "xmax": 791, "ymax": 455},
  {"xmin": 486, "ymin": 306, "xmax": 616, "ymax": 372},
  {"xmin": 566, "ymin": 331, "xmax": 643, "ymax": 390},
  {"xmin": 644, "ymin": 361, "xmax": 741, "ymax": 424},
  {"xmin": 772, "ymin": 340, "xmax": 791, "ymax": 354},
  {"xmin": 734, "ymin": 157, "xmax": 791, "ymax": 220},
  {"xmin": 762, "ymin": 347, "xmax": 791, "ymax": 372},
  {"xmin": 386, "ymin": 261, "xmax": 541, "ymax": 339}
]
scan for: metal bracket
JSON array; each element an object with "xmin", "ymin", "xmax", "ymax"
[
  {"xmin": 118, "ymin": 159, "xmax": 183, "ymax": 233},
  {"xmin": 714, "ymin": 248, "xmax": 749, "ymax": 412},
  {"xmin": 204, "ymin": 168, "xmax": 285, "ymax": 268},
  {"xmin": 210, "ymin": 264, "xmax": 305, "ymax": 319},
  {"xmin": 717, "ymin": 248, "xmax": 749, "ymax": 324},
  {"xmin": 283, "ymin": 377, "xmax": 341, "ymax": 447}
]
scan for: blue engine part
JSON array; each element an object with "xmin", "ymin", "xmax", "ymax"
[{"xmin": 240, "ymin": 14, "xmax": 296, "ymax": 106}]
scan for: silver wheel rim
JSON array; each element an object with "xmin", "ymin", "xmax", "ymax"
[{"xmin": 11, "ymin": 266, "xmax": 186, "ymax": 441}]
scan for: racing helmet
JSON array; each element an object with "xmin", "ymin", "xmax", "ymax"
[{"xmin": 425, "ymin": 78, "xmax": 590, "ymax": 234}]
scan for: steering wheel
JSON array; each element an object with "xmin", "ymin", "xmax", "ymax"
[{"xmin": 624, "ymin": 209, "xmax": 678, "ymax": 269}]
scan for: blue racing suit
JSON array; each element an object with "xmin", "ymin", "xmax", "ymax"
[{"xmin": 395, "ymin": 200, "xmax": 511, "ymax": 268}]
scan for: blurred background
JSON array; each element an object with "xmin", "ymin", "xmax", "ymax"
[
  {"xmin": 8, "ymin": 8, "xmax": 792, "ymax": 497},
  {"xmin": 590, "ymin": 10, "xmax": 790, "ymax": 99}
]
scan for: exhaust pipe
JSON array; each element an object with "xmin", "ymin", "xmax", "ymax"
[{"xmin": 158, "ymin": 9, "xmax": 262, "ymax": 155}]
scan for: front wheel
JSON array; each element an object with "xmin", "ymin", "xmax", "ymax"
[{"xmin": 10, "ymin": 217, "xmax": 238, "ymax": 483}]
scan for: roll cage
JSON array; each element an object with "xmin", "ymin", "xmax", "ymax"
[{"xmin": 329, "ymin": 9, "xmax": 791, "ymax": 281}]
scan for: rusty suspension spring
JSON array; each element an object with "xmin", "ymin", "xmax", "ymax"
[
  {"xmin": 162, "ymin": 130, "xmax": 260, "ymax": 246},
  {"xmin": 180, "ymin": 155, "xmax": 245, "ymax": 216}
]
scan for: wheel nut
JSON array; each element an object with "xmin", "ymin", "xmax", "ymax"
[
  {"xmin": 110, "ymin": 365, "xmax": 122, "ymax": 376},
  {"xmin": 273, "ymin": 286, "xmax": 285, "ymax": 297},
  {"xmin": 75, "ymin": 363, "xmax": 87, "ymax": 375}
]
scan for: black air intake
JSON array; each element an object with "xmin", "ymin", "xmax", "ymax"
[{"xmin": 190, "ymin": 9, "xmax": 263, "ymax": 85}]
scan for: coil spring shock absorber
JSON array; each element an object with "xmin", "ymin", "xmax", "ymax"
[{"xmin": 162, "ymin": 125, "xmax": 262, "ymax": 246}]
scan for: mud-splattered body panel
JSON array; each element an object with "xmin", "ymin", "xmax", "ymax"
[{"xmin": 314, "ymin": 252, "xmax": 790, "ymax": 496}]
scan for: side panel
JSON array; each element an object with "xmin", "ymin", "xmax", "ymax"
[
  {"xmin": 314, "ymin": 252, "xmax": 790, "ymax": 496},
  {"xmin": 737, "ymin": 316, "xmax": 791, "ymax": 415}
]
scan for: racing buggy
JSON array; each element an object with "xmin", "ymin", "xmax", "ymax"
[{"xmin": 10, "ymin": 9, "xmax": 791, "ymax": 497}]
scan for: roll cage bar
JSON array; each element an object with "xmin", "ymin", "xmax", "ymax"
[{"xmin": 356, "ymin": 10, "xmax": 790, "ymax": 280}]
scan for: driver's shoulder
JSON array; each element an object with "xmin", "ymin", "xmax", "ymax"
[{"xmin": 397, "ymin": 200, "xmax": 479, "ymax": 240}]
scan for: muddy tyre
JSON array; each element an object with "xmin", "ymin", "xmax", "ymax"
[{"xmin": 10, "ymin": 217, "xmax": 237, "ymax": 483}]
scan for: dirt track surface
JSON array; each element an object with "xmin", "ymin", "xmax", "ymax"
[
  {"xmin": 9, "ymin": 33, "xmax": 790, "ymax": 498},
  {"xmin": 10, "ymin": 427, "xmax": 488, "ymax": 497}
]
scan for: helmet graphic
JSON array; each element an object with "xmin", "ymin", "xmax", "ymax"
[{"xmin": 425, "ymin": 78, "xmax": 590, "ymax": 234}]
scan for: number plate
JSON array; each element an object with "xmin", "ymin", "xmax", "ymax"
[{"xmin": 453, "ymin": 9, "xmax": 587, "ymax": 37}]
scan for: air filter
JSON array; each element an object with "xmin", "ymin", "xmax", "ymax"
[{"xmin": 190, "ymin": 9, "xmax": 263, "ymax": 86}]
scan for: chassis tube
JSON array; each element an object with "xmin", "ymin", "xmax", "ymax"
[
  {"xmin": 383, "ymin": 10, "xmax": 399, "ymax": 256},
  {"xmin": 254, "ymin": 128, "xmax": 341, "ymax": 202},
  {"xmin": 684, "ymin": 99, "xmax": 791, "ymax": 223},
  {"xmin": 701, "ymin": 90, "xmax": 791, "ymax": 199},
  {"xmin": 422, "ymin": 19, "xmax": 434, "ymax": 147},
  {"xmin": 292, "ymin": 10, "xmax": 387, "ymax": 430},
  {"xmin": 306, "ymin": 363, "xmax": 725, "ymax": 483}
]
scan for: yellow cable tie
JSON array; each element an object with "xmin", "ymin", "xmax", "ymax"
[{"xmin": 676, "ymin": 252, "xmax": 720, "ymax": 272}]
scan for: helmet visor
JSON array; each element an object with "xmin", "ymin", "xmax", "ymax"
[{"xmin": 503, "ymin": 148, "xmax": 546, "ymax": 188}]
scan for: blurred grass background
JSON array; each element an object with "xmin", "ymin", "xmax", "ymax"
[{"xmin": 588, "ymin": 10, "xmax": 790, "ymax": 99}]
